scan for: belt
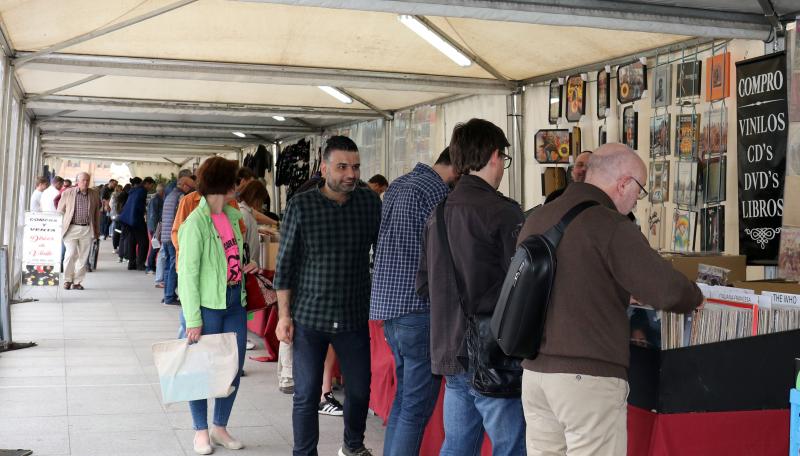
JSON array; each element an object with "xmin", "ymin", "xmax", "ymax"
[
  {"xmin": 227, "ymin": 282, "xmax": 241, "ymax": 288},
  {"xmin": 73, "ymin": 223, "xmax": 89, "ymax": 226}
]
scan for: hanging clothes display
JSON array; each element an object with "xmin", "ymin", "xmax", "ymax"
[
  {"xmin": 254, "ymin": 144, "xmax": 272, "ymax": 176},
  {"xmin": 276, "ymin": 138, "xmax": 311, "ymax": 198}
]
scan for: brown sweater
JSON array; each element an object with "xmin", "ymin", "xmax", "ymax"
[{"xmin": 519, "ymin": 183, "xmax": 702, "ymax": 379}]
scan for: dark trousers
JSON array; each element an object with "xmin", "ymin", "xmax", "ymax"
[
  {"xmin": 145, "ymin": 230, "xmax": 159, "ymax": 272},
  {"xmin": 127, "ymin": 225, "xmax": 148, "ymax": 270},
  {"xmin": 112, "ymin": 221, "xmax": 121, "ymax": 250},
  {"xmin": 99, "ymin": 213, "xmax": 110, "ymax": 239},
  {"xmin": 292, "ymin": 323, "xmax": 371, "ymax": 456},
  {"xmin": 118, "ymin": 224, "xmax": 129, "ymax": 260}
]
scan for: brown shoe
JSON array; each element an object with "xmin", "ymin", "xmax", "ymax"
[
  {"xmin": 63, "ymin": 282, "xmax": 72, "ymax": 290},
  {"xmin": 72, "ymin": 284, "xmax": 84, "ymax": 290},
  {"xmin": 155, "ymin": 283, "xmax": 165, "ymax": 289}
]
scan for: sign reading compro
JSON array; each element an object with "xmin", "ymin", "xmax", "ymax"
[
  {"xmin": 736, "ymin": 52, "xmax": 788, "ymax": 265},
  {"xmin": 22, "ymin": 212, "xmax": 63, "ymax": 286}
]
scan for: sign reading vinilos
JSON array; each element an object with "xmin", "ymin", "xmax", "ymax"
[{"xmin": 736, "ymin": 52, "xmax": 788, "ymax": 265}]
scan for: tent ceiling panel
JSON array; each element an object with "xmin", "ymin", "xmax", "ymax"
[
  {"xmin": 15, "ymin": 68, "xmax": 95, "ymax": 94},
  {"xmin": 21, "ymin": 72, "xmax": 371, "ymax": 110},
  {"xmin": 0, "ymin": 0, "xmax": 495, "ymax": 78},
  {"xmin": 342, "ymin": 88, "xmax": 449, "ymax": 110},
  {"xmin": 37, "ymin": 118, "xmax": 314, "ymax": 137},
  {"xmin": 425, "ymin": 16, "xmax": 690, "ymax": 81}
]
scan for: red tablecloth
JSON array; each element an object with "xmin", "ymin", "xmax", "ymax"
[{"xmin": 369, "ymin": 321, "xmax": 789, "ymax": 456}]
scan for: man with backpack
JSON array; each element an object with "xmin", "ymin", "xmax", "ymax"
[
  {"xmin": 518, "ymin": 144, "xmax": 702, "ymax": 455},
  {"xmin": 417, "ymin": 118, "xmax": 526, "ymax": 455}
]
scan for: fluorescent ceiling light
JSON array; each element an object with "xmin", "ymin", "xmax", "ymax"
[
  {"xmin": 272, "ymin": 115, "xmax": 286, "ymax": 122},
  {"xmin": 318, "ymin": 86, "xmax": 353, "ymax": 104},
  {"xmin": 398, "ymin": 15, "xmax": 471, "ymax": 67},
  {"xmin": 232, "ymin": 131, "xmax": 246, "ymax": 138}
]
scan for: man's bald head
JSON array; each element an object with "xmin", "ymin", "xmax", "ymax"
[{"xmin": 585, "ymin": 143, "xmax": 646, "ymax": 214}]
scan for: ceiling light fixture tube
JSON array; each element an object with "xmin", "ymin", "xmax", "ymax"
[
  {"xmin": 318, "ymin": 86, "xmax": 353, "ymax": 104},
  {"xmin": 232, "ymin": 131, "xmax": 246, "ymax": 138},
  {"xmin": 398, "ymin": 15, "xmax": 472, "ymax": 67},
  {"xmin": 272, "ymin": 115, "xmax": 286, "ymax": 121}
]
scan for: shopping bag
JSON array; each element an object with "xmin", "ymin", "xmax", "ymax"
[{"xmin": 151, "ymin": 332, "xmax": 239, "ymax": 404}]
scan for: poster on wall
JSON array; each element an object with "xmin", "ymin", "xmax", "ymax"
[
  {"xmin": 22, "ymin": 212, "xmax": 63, "ymax": 286},
  {"xmin": 676, "ymin": 113, "xmax": 700, "ymax": 159},
  {"xmin": 652, "ymin": 65, "xmax": 672, "ymax": 108},
  {"xmin": 566, "ymin": 74, "xmax": 586, "ymax": 122},
  {"xmin": 701, "ymin": 107, "xmax": 728, "ymax": 158},
  {"xmin": 650, "ymin": 114, "xmax": 670, "ymax": 157},
  {"xmin": 649, "ymin": 160, "xmax": 670, "ymax": 203},
  {"xmin": 706, "ymin": 52, "xmax": 731, "ymax": 102},
  {"xmin": 617, "ymin": 61, "xmax": 647, "ymax": 104},
  {"xmin": 549, "ymin": 79, "xmax": 562, "ymax": 124},
  {"xmin": 597, "ymin": 70, "xmax": 610, "ymax": 119},
  {"xmin": 674, "ymin": 160, "xmax": 698, "ymax": 207},
  {"xmin": 647, "ymin": 205, "xmax": 666, "ymax": 250},
  {"xmin": 622, "ymin": 106, "xmax": 638, "ymax": 150},
  {"xmin": 736, "ymin": 52, "xmax": 788, "ymax": 265},
  {"xmin": 535, "ymin": 129, "xmax": 571, "ymax": 164}
]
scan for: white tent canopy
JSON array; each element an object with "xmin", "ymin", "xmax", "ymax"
[{"xmin": 0, "ymin": 0, "xmax": 792, "ymax": 162}]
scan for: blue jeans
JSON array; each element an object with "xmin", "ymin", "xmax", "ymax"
[
  {"xmin": 162, "ymin": 240, "xmax": 178, "ymax": 304},
  {"xmin": 441, "ymin": 372, "xmax": 526, "ymax": 456},
  {"xmin": 292, "ymin": 322, "xmax": 371, "ymax": 456},
  {"xmin": 188, "ymin": 284, "xmax": 247, "ymax": 430},
  {"xmin": 382, "ymin": 312, "xmax": 440, "ymax": 456},
  {"xmin": 155, "ymin": 247, "xmax": 167, "ymax": 283}
]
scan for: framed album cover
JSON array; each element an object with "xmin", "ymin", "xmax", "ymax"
[
  {"xmin": 566, "ymin": 74, "xmax": 586, "ymax": 122},
  {"xmin": 617, "ymin": 61, "xmax": 647, "ymax": 104},
  {"xmin": 598, "ymin": 126, "xmax": 607, "ymax": 146},
  {"xmin": 706, "ymin": 52, "xmax": 731, "ymax": 102},
  {"xmin": 647, "ymin": 205, "xmax": 666, "ymax": 250},
  {"xmin": 672, "ymin": 208, "xmax": 697, "ymax": 252},
  {"xmin": 535, "ymin": 129, "xmax": 571, "ymax": 164},
  {"xmin": 597, "ymin": 69, "xmax": 610, "ymax": 119},
  {"xmin": 651, "ymin": 65, "xmax": 672, "ymax": 108},
  {"xmin": 702, "ymin": 156, "xmax": 727, "ymax": 204},
  {"xmin": 549, "ymin": 79, "xmax": 562, "ymax": 124},
  {"xmin": 572, "ymin": 126, "xmax": 581, "ymax": 156},
  {"xmin": 676, "ymin": 61, "xmax": 702, "ymax": 99},
  {"xmin": 676, "ymin": 113, "xmax": 701, "ymax": 159},
  {"xmin": 700, "ymin": 206, "xmax": 725, "ymax": 253},
  {"xmin": 622, "ymin": 106, "xmax": 638, "ymax": 150},
  {"xmin": 650, "ymin": 113, "xmax": 670, "ymax": 157},
  {"xmin": 674, "ymin": 160, "xmax": 699, "ymax": 206},
  {"xmin": 701, "ymin": 106, "xmax": 728, "ymax": 158},
  {"xmin": 649, "ymin": 160, "xmax": 670, "ymax": 203}
]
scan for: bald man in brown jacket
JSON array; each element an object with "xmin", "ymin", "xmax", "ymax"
[{"xmin": 518, "ymin": 144, "xmax": 702, "ymax": 456}]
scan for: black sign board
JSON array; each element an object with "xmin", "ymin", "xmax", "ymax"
[{"xmin": 736, "ymin": 52, "xmax": 787, "ymax": 265}]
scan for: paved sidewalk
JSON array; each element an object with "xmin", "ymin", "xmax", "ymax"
[{"xmin": 0, "ymin": 241, "xmax": 385, "ymax": 455}]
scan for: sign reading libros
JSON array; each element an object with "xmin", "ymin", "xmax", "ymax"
[{"xmin": 736, "ymin": 52, "xmax": 788, "ymax": 265}]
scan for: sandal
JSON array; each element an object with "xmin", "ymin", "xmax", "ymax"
[
  {"xmin": 63, "ymin": 282, "xmax": 72, "ymax": 290},
  {"xmin": 72, "ymin": 284, "xmax": 84, "ymax": 290}
]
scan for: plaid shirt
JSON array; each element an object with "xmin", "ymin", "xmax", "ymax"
[
  {"xmin": 273, "ymin": 185, "xmax": 381, "ymax": 332},
  {"xmin": 71, "ymin": 190, "xmax": 90, "ymax": 225},
  {"xmin": 370, "ymin": 163, "xmax": 449, "ymax": 320}
]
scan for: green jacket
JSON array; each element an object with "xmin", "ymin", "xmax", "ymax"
[{"xmin": 177, "ymin": 197, "xmax": 247, "ymax": 328}]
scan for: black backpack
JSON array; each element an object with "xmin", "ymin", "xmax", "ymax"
[{"xmin": 491, "ymin": 201, "xmax": 598, "ymax": 359}]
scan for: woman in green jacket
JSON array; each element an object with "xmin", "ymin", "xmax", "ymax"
[{"xmin": 178, "ymin": 157, "xmax": 259, "ymax": 454}]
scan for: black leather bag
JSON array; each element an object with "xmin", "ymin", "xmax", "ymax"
[
  {"xmin": 436, "ymin": 202, "xmax": 522, "ymax": 398},
  {"xmin": 491, "ymin": 201, "xmax": 598, "ymax": 359}
]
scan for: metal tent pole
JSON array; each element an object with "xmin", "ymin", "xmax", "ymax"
[{"xmin": 506, "ymin": 90, "xmax": 524, "ymax": 205}]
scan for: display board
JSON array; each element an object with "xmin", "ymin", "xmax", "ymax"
[
  {"xmin": 736, "ymin": 52, "xmax": 788, "ymax": 265},
  {"xmin": 21, "ymin": 212, "xmax": 62, "ymax": 286}
]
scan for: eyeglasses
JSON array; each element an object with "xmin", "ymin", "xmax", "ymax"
[
  {"xmin": 501, "ymin": 153, "xmax": 512, "ymax": 169},
  {"xmin": 629, "ymin": 176, "xmax": 648, "ymax": 200}
]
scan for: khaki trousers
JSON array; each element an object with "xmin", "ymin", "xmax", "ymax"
[
  {"xmin": 522, "ymin": 370, "xmax": 629, "ymax": 456},
  {"xmin": 63, "ymin": 225, "xmax": 93, "ymax": 285}
]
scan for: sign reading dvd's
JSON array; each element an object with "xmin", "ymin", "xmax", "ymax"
[{"xmin": 736, "ymin": 52, "xmax": 787, "ymax": 265}]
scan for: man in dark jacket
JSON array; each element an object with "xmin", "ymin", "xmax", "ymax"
[
  {"xmin": 518, "ymin": 143, "xmax": 703, "ymax": 455},
  {"xmin": 119, "ymin": 177, "xmax": 155, "ymax": 271},
  {"xmin": 417, "ymin": 119, "xmax": 526, "ymax": 455}
]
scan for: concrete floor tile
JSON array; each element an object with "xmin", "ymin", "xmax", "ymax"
[
  {"xmin": 0, "ymin": 416, "xmax": 69, "ymax": 455},
  {"xmin": 0, "ymin": 355, "xmax": 65, "ymax": 367},
  {"xmin": 69, "ymin": 429, "xmax": 184, "ymax": 456},
  {"xmin": 64, "ymin": 354, "xmax": 141, "ymax": 367},
  {"xmin": 65, "ymin": 365, "xmax": 145, "ymax": 377},
  {"xmin": 67, "ymin": 374, "xmax": 154, "ymax": 387},
  {"xmin": 0, "ymin": 366, "xmax": 66, "ymax": 377},
  {"xmin": 68, "ymin": 412, "xmax": 171, "ymax": 432},
  {"xmin": 166, "ymin": 409, "xmax": 270, "ymax": 430},
  {"xmin": 67, "ymin": 384, "xmax": 163, "ymax": 415},
  {"xmin": 0, "ymin": 385, "xmax": 68, "ymax": 416},
  {"xmin": 0, "ymin": 376, "xmax": 66, "ymax": 387}
]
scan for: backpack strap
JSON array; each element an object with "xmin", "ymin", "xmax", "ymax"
[{"xmin": 542, "ymin": 201, "xmax": 600, "ymax": 247}]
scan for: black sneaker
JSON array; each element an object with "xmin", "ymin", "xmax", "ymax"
[
  {"xmin": 338, "ymin": 446, "xmax": 373, "ymax": 456},
  {"xmin": 318, "ymin": 392, "xmax": 344, "ymax": 416}
]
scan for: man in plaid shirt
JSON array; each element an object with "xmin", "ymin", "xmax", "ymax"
[
  {"xmin": 274, "ymin": 136, "xmax": 381, "ymax": 456},
  {"xmin": 370, "ymin": 148, "xmax": 457, "ymax": 455}
]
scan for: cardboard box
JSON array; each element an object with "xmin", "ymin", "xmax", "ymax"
[
  {"xmin": 731, "ymin": 280, "xmax": 800, "ymax": 295},
  {"xmin": 661, "ymin": 254, "xmax": 747, "ymax": 283},
  {"xmin": 265, "ymin": 241, "xmax": 279, "ymax": 272}
]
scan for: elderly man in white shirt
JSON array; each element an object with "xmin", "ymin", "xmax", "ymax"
[
  {"xmin": 29, "ymin": 176, "xmax": 50, "ymax": 212},
  {"xmin": 41, "ymin": 176, "xmax": 64, "ymax": 212}
]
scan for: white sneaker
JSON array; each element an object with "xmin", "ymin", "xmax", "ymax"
[{"xmin": 245, "ymin": 340, "xmax": 255, "ymax": 350}]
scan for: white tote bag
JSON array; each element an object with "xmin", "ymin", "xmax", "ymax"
[{"xmin": 152, "ymin": 332, "xmax": 239, "ymax": 404}]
